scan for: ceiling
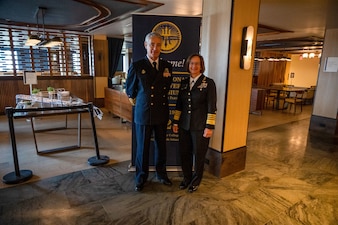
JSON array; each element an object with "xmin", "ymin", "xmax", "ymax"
[{"xmin": 0, "ymin": 0, "xmax": 336, "ymax": 54}]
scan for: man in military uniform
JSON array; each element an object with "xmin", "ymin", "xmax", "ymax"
[{"xmin": 126, "ymin": 32, "xmax": 173, "ymax": 192}]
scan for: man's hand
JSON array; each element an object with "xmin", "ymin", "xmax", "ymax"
[{"xmin": 128, "ymin": 98, "xmax": 136, "ymax": 106}]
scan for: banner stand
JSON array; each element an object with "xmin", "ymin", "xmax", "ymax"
[{"xmin": 131, "ymin": 14, "xmax": 202, "ymax": 169}]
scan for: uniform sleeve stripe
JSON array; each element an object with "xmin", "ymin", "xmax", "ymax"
[{"xmin": 206, "ymin": 113, "xmax": 216, "ymax": 125}]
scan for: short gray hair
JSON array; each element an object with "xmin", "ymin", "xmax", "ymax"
[{"xmin": 144, "ymin": 32, "xmax": 162, "ymax": 43}]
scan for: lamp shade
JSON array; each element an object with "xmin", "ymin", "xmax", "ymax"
[
  {"xmin": 25, "ymin": 35, "xmax": 41, "ymax": 46},
  {"xmin": 42, "ymin": 37, "xmax": 62, "ymax": 48}
]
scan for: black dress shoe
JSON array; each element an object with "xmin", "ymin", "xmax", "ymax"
[
  {"xmin": 158, "ymin": 177, "xmax": 172, "ymax": 186},
  {"xmin": 135, "ymin": 183, "xmax": 144, "ymax": 192},
  {"xmin": 188, "ymin": 185, "xmax": 199, "ymax": 193},
  {"xmin": 179, "ymin": 179, "xmax": 190, "ymax": 190}
]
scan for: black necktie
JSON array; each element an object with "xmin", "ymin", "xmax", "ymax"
[{"xmin": 152, "ymin": 62, "xmax": 157, "ymax": 72}]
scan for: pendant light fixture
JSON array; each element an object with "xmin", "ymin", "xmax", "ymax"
[
  {"xmin": 25, "ymin": 7, "xmax": 62, "ymax": 48},
  {"xmin": 25, "ymin": 7, "xmax": 43, "ymax": 46}
]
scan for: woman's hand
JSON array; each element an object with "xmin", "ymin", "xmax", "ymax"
[{"xmin": 203, "ymin": 128, "xmax": 213, "ymax": 138}]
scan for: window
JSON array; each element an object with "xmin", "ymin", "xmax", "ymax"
[
  {"xmin": 0, "ymin": 50, "xmax": 18, "ymax": 72},
  {"xmin": 0, "ymin": 26, "xmax": 92, "ymax": 76}
]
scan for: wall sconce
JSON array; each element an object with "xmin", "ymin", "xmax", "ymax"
[{"xmin": 240, "ymin": 25, "xmax": 254, "ymax": 70}]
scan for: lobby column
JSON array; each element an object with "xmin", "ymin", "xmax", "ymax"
[
  {"xmin": 200, "ymin": 0, "xmax": 260, "ymax": 177},
  {"xmin": 309, "ymin": 0, "xmax": 338, "ymax": 135}
]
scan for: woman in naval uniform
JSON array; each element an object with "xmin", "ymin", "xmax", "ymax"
[{"xmin": 172, "ymin": 53, "xmax": 217, "ymax": 193}]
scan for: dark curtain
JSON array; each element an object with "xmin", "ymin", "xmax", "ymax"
[{"xmin": 108, "ymin": 37, "xmax": 124, "ymax": 88}]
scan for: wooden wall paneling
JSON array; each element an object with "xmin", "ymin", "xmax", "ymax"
[
  {"xmin": 257, "ymin": 52, "xmax": 287, "ymax": 87},
  {"xmin": 0, "ymin": 78, "xmax": 30, "ymax": 110},
  {"xmin": 73, "ymin": 78, "xmax": 94, "ymax": 103},
  {"xmin": 0, "ymin": 77, "xmax": 94, "ymax": 115},
  {"xmin": 94, "ymin": 39, "xmax": 109, "ymax": 77}
]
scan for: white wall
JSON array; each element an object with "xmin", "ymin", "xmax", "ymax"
[
  {"xmin": 285, "ymin": 55, "xmax": 320, "ymax": 87},
  {"xmin": 200, "ymin": 0, "xmax": 232, "ymax": 151}
]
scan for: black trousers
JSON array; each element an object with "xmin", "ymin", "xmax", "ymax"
[
  {"xmin": 134, "ymin": 123, "xmax": 168, "ymax": 184},
  {"xmin": 178, "ymin": 128, "xmax": 210, "ymax": 186}
]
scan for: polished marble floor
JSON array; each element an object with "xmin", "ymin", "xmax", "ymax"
[{"xmin": 0, "ymin": 105, "xmax": 337, "ymax": 224}]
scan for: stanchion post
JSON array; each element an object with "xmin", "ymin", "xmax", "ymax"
[
  {"xmin": 87, "ymin": 103, "xmax": 110, "ymax": 166},
  {"xmin": 2, "ymin": 107, "xmax": 33, "ymax": 184}
]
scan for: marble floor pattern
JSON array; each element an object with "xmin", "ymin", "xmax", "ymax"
[{"xmin": 0, "ymin": 105, "xmax": 337, "ymax": 225}]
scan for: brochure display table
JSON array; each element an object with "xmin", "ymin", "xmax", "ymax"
[{"xmin": 3, "ymin": 97, "xmax": 109, "ymax": 184}]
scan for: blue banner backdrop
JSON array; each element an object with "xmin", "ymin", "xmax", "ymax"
[{"xmin": 131, "ymin": 14, "xmax": 201, "ymax": 167}]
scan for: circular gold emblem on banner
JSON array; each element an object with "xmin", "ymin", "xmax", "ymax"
[{"xmin": 152, "ymin": 21, "xmax": 182, "ymax": 54}]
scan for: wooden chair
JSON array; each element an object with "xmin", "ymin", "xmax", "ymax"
[
  {"xmin": 302, "ymin": 88, "xmax": 315, "ymax": 105},
  {"xmin": 283, "ymin": 90, "xmax": 304, "ymax": 113},
  {"xmin": 264, "ymin": 89, "xmax": 276, "ymax": 109},
  {"xmin": 278, "ymin": 90, "xmax": 288, "ymax": 108}
]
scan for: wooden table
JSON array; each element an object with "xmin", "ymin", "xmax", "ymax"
[{"xmin": 267, "ymin": 86, "xmax": 307, "ymax": 110}]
